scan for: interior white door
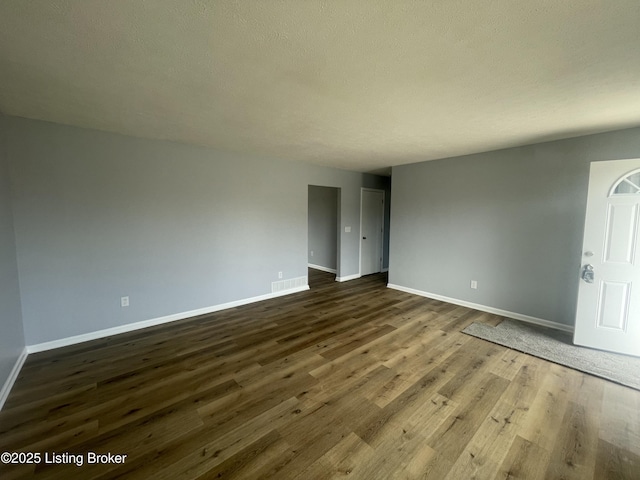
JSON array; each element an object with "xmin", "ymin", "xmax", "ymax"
[
  {"xmin": 574, "ymin": 158, "xmax": 640, "ymax": 357},
  {"xmin": 360, "ymin": 189, "xmax": 384, "ymax": 276}
]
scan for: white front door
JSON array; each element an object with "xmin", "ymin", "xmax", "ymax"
[
  {"xmin": 574, "ymin": 158, "xmax": 640, "ymax": 357},
  {"xmin": 360, "ymin": 189, "xmax": 384, "ymax": 276}
]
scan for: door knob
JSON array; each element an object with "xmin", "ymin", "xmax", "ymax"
[
  {"xmin": 362, "ymin": 236, "xmax": 367, "ymax": 240},
  {"xmin": 581, "ymin": 264, "xmax": 594, "ymax": 283}
]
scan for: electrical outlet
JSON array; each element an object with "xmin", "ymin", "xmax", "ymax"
[
  {"xmin": 470, "ymin": 280, "xmax": 478, "ymax": 290},
  {"xmin": 278, "ymin": 272, "xmax": 283, "ymax": 279},
  {"xmin": 121, "ymin": 296, "xmax": 130, "ymax": 307},
  {"xmin": 345, "ymin": 226, "xmax": 351, "ymax": 233},
  {"xmin": 310, "ymin": 250, "xmax": 314, "ymax": 257}
]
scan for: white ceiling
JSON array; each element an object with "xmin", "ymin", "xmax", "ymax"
[{"xmin": 1, "ymin": 1, "xmax": 639, "ymax": 174}]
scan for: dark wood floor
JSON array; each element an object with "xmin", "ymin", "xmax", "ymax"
[{"xmin": 1, "ymin": 269, "xmax": 639, "ymax": 479}]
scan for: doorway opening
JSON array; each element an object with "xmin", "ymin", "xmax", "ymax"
[{"xmin": 308, "ymin": 185, "xmax": 340, "ymax": 288}]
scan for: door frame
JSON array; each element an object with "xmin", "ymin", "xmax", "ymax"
[
  {"xmin": 359, "ymin": 187, "xmax": 385, "ymax": 276},
  {"xmin": 307, "ymin": 185, "xmax": 341, "ymax": 279}
]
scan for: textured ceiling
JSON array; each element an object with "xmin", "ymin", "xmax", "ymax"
[{"xmin": 1, "ymin": 1, "xmax": 639, "ymax": 174}]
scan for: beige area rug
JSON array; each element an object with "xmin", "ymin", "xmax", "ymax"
[{"xmin": 463, "ymin": 319, "xmax": 640, "ymax": 391}]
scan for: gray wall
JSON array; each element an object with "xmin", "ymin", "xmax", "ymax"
[
  {"xmin": 0, "ymin": 114, "xmax": 26, "ymax": 389},
  {"xmin": 390, "ymin": 127, "xmax": 640, "ymax": 327},
  {"xmin": 308, "ymin": 185, "xmax": 338, "ymax": 271},
  {"xmin": 6, "ymin": 117, "xmax": 388, "ymax": 345}
]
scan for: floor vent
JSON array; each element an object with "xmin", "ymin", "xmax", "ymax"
[{"xmin": 272, "ymin": 276, "xmax": 308, "ymax": 294}]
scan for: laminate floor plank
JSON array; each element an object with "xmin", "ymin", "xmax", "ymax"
[
  {"xmin": 493, "ymin": 435, "xmax": 550, "ymax": 480},
  {"xmin": 443, "ymin": 363, "xmax": 543, "ymax": 480},
  {"xmin": 594, "ymin": 439, "xmax": 640, "ymax": 480},
  {"xmin": 1, "ymin": 269, "xmax": 637, "ymax": 479}
]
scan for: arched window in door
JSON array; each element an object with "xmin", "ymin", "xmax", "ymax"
[{"xmin": 610, "ymin": 168, "xmax": 640, "ymax": 195}]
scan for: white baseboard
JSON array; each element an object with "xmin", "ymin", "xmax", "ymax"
[
  {"xmin": 308, "ymin": 264, "xmax": 337, "ymax": 274},
  {"xmin": 336, "ymin": 273, "xmax": 361, "ymax": 282},
  {"xmin": 27, "ymin": 285, "xmax": 310, "ymax": 354},
  {"xmin": 0, "ymin": 347, "xmax": 28, "ymax": 411},
  {"xmin": 387, "ymin": 283, "xmax": 574, "ymax": 333}
]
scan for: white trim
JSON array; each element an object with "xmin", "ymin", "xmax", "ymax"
[
  {"xmin": 0, "ymin": 347, "xmax": 28, "ymax": 411},
  {"xmin": 336, "ymin": 273, "xmax": 361, "ymax": 282},
  {"xmin": 308, "ymin": 264, "xmax": 337, "ymax": 274},
  {"xmin": 27, "ymin": 285, "xmax": 309, "ymax": 354},
  {"xmin": 387, "ymin": 283, "xmax": 574, "ymax": 333}
]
